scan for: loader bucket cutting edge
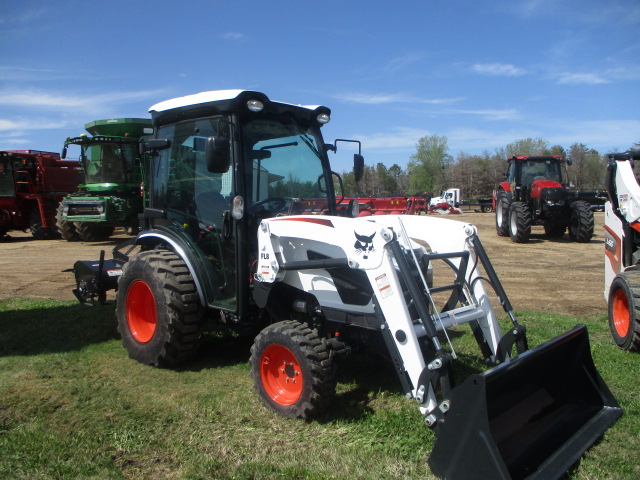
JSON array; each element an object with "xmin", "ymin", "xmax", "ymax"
[{"xmin": 428, "ymin": 324, "xmax": 622, "ymax": 480}]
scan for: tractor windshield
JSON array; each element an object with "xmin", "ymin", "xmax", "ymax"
[
  {"xmin": 241, "ymin": 115, "xmax": 332, "ymax": 214},
  {"xmin": 521, "ymin": 160, "xmax": 562, "ymax": 185},
  {"xmin": 78, "ymin": 142, "xmax": 136, "ymax": 184}
]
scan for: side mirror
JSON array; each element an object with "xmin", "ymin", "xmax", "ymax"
[
  {"xmin": 61, "ymin": 145, "xmax": 68, "ymax": 159},
  {"xmin": 206, "ymin": 136, "xmax": 231, "ymax": 173},
  {"xmin": 140, "ymin": 138, "xmax": 171, "ymax": 156},
  {"xmin": 354, "ymin": 154, "xmax": 364, "ymax": 182},
  {"xmin": 566, "ymin": 158, "xmax": 573, "ymax": 166}
]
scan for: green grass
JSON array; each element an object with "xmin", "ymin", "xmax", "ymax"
[{"xmin": 1, "ymin": 299, "xmax": 638, "ymax": 479}]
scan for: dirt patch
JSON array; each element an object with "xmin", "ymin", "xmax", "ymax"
[{"xmin": 0, "ymin": 212, "xmax": 607, "ymax": 318}]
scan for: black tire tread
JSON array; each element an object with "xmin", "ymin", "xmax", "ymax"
[
  {"xmin": 509, "ymin": 201, "xmax": 532, "ymax": 243},
  {"xmin": 495, "ymin": 192, "xmax": 510, "ymax": 237},
  {"xmin": 55, "ymin": 202, "xmax": 79, "ymax": 241},
  {"xmin": 568, "ymin": 200, "xmax": 595, "ymax": 243},
  {"xmin": 609, "ymin": 271, "xmax": 640, "ymax": 352},
  {"xmin": 250, "ymin": 320, "xmax": 336, "ymax": 420},
  {"xmin": 75, "ymin": 222, "xmax": 115, "ymax": 242},
  {"xmin": 116, "ymin": 249, "xmax": 204, "ymax": 366}
]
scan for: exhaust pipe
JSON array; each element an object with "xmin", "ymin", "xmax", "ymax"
[{"xmin": 429, "ymin": 324, "xmax": 622, "ymax": 480}]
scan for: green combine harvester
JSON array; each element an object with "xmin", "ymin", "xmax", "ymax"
[{"xmin": 57, "ymin": 118, "xmax": 153, "ymax": 241}]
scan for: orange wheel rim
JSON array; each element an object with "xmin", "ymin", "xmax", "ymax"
[
  {"xmin": 260, "ymin": 344, "xmax": 303, "ymax": 405},
  {"xmin": 612, "ymin": 288, "xmax": 630, "ymax": 338},
  {"xmin": 126, "ymin": 280, "xmax": 157, "ymax": 343}
]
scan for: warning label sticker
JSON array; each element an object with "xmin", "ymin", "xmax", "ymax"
[{"xmin": 376, "ymin": 273, "xmax": 393, "ymax": 298}]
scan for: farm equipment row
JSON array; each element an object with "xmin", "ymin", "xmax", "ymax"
[{"xmin": 69, "ymin": 89, "xmax": 621, "ymax": 480}]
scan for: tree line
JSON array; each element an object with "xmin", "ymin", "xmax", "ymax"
[{"xmin": 341, "ymin": 136, "xmax": 640, "ymax": 201}]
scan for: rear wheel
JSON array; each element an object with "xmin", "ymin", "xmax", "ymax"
[
  {"xmin": 250, "ymin": 320, "xmax": 336, "ymax": 419},
  {"xmin": 116, "ymin": 249, "xmax": 204, "ymax": 366},
  {"xmin": 568, "ymin": 201, "xmax": 594, "ymax": 243},
  {"xmin": 608, "ymin": 272, "xmax": 640, "ymax": 351},
  {"xmin": 56, "ymin": 202, "xmax": 79, "ymax": 241},
  {"xmin": 75, "ymin": 222, "xmax": 115, "ymax": 242},
  {"xmin": 495, "ymin": 192, "xmax": 510, "ymax": 236},
  {"xmin": 509, "ymin": 202, "xmax": 532, "ymax": 243}
]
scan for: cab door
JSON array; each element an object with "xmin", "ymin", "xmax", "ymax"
[{"xmin": 151, "ymin": 118, "xmax": 237, "ymax": 312}]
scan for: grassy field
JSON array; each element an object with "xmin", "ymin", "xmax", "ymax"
[{"xmin": 1, "ymin": 298, "xmax": 638, "ymax": 479}]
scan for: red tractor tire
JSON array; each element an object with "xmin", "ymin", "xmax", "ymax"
[
  {"xmin": 116, "ymin": 249, "xmax": 204, "ymax": 366},
  {"xmin": 250, "ymin": 320, "xmax": 336, "ymax": 419},
  {"xmin": 608, "ymin": 271, "xmax": 640, "ymax": 352}
]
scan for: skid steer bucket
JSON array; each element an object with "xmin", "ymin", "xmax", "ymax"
[{"xmin": 429, "ymin": 324, "xmax": 622, "ymax": 480}]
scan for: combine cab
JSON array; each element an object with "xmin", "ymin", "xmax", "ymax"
[
  {"xmin": 494, "ymin": 155, "xmax": 594, "ymax": 243},
  {"xmin": 57, "ymin": 118, "xmax": 153, "ymax": 241},
  {"xmin": 0, "ymin": 150, "xmax": 82, "ymax": 239}
]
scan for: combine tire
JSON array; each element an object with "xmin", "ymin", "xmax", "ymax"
[
  {"xmin": 495, "ymin": 192, "xmax": 510, "ymax": 236},
  {"xmin": 56, "ymin": 203, "xmax": 79, "ymax": 241},
  {"xmin": 608, "ymin": 271, "xmax": 640, "ymax": 351},
  {"xmin": 568, "ymin": 201, "xmax": 594, "ymax": 243},
  {"xmin": 75, "ymin": 222, "xmax": 115, "ymax": 242},
  {"xmin": 29, "ymin": 206, "xmax": 59, "ymax": 240},
  {"xmin": 509, "ymin": 201, "xmax": 531, "ymax": 243},
  {"xmin": 250, "ymin": 320, "xmax": 336, "ymax": 420},
  {"xmin": 116, "ymin": 250, "xmax": 205, "ymax": 366}
]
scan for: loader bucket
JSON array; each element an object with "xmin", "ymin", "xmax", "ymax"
[{"xmin": 428, "ymin": 324, "xmax": 622, "ymax": 480}]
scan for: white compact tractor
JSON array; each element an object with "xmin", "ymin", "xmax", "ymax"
[
  {"xmin": 604, "ymin": 151, "xmax": 640, "ymax": 351},
  {"xmin": 71, "ymin": 90, "xmax": 621, "ymax": 479}
]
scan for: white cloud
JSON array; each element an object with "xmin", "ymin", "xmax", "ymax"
[
  {"xmin": 0, "ymin": 7, "xmax": 48, "ymax": 25},
  {"xmin": 219, "ymin": 32, "xmax": 246, "ymax": 41},
  {"xmin": 334, "ymin": 92, "xmax": 462, "ymax": 106},
  {"xmin": 472, "ymin": 63, "xmax": 527, "ymax": 77},
  {"xmin": 555, "ymin": 72, "xmax": 609, "ymax": 85},
  {"xmin": 355, "ymin": 127, "xmax": 432, "ymax": 151},
  {"xmin": 383, "ymin": 53, "xmax": 426, "ymax": 73},
  {"xmin": 0, "ymin": 88, "xmax": 167, "ymax": 111},
  {"xmin": 452, "ymin": 108, "xmax": 520, "ymax": 121}
]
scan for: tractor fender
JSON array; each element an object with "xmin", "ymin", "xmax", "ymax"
[{"xmin": 135, "ymin": 230, "xmax": 208, "ymax": 307}]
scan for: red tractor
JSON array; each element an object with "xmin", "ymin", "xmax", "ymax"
[
  {"xmin": 0, "ymin": 150, "xmax": 83, "ymax": 239},
  {"xmin": 494, "ymin": 155, "xmax": 594, "ymax": 243}
]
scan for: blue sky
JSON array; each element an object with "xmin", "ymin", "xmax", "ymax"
[{"xmin": 1, "ymin": 0, "xmax": 639, "ymax": 173}]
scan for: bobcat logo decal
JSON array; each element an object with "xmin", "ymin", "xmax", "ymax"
[{"xmin": 354, "ymin": 231, "xmax": 375, "ymax": 259}]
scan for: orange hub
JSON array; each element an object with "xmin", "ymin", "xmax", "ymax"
[
  {"xmin": 126, "ymin": 280, "xmax": 157, "ymax": 343},
  {"xmin": 260, "ymin": 344, "xmax": 303, "ymax": 405},
  {"xmin": 612, "ymin": 288, "xmax": 630, "ymax": 338}
]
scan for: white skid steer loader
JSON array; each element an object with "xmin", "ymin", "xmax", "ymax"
[{"xmin": 604, "ymin": 151, "xmax": 640, "ymax": 351}]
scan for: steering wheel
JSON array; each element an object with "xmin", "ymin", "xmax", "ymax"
[{"xmin": 247, "ymin": 197, "xmax": 288, "ymax": 215}]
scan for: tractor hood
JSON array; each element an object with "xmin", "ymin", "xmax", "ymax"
[{"xmin": 531, "ymin": 179, "xmax": 563, "ymax": 199}]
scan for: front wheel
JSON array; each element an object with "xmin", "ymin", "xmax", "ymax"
[
  {"xmin": 75, "ymin": 222, "xmax": 115, "ymax": 242},
  {"xmin": 116, "ymin": 249, "xmax": 204, "ymax": 366},
  {"xmin": 568, "ymin": 201, "xmax": 594, "ymax": 242},
  {"xmin": 608, "ymin": 272, "xmax": 640, "ymax": 352},
  {"xmin": 250, "ymin": 320, "xmax": 336, "ymax": 419},
  {"xmin": 509, "ymin": 201, "xmax": 532, "ymax": 243},
  {"xmin": 56, "ymin": 202, "xmax": 79, "ymax": 241}
]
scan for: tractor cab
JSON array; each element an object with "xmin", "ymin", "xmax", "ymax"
[
  {"xmin": 127, "ymin": 90, "xmax": 363, "ymax": 324},
  {"xmin": 505, "ymin": 155, "xmax": 567, "ymax": 202}
]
